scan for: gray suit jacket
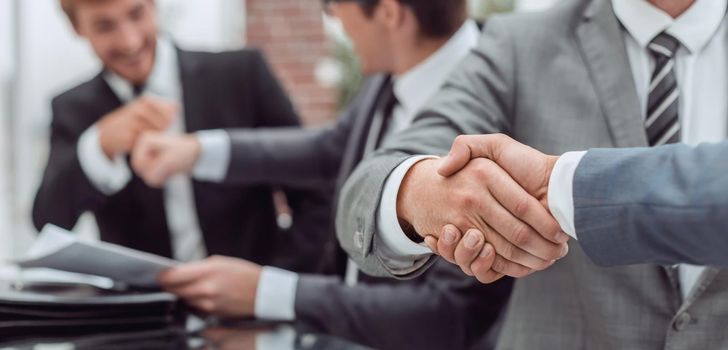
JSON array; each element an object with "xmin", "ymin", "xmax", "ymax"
[
  {"xmin": 221, "ymin": 76, "xmax": 512, "ymax": 350},
  {"xmin": 337, "ymin": 0, "xmax": 728, "ymax": 348},
  {"xmin": 575, "ymin": 142, "xmax": 728, "ymax": 267}
]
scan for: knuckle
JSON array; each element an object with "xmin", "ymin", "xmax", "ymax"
[
  {"xmin": 457, "ymin": 194, "xmax": 476, "ymax": 209},
  {"xmin": 453, "ymin": 135, "xmax": 467, "ymax": 148},
  {"xmin": 491, "ymin": 257, "xmax": 507, "ymax": 274},
  {"xmin": 199, "ymin": 300, "xmax": 215, "ymax": 313},
  {"xmin": 512, "ymin": 197, "xmax": 532, "ymax": 217},
  {"xmin": 510, "ymin": 265, "xmax": 531, "ymax": 278},
  {"xmin": 499, "ymin": 242, "xmax": 516, "ymax": 261},
  {"xmin": 510, "ymin": 223, "xmax": 532, "ymax": 246},
  {"xmin": 201, "ymin": 283, "xmax": 218, "ymax": 297}
]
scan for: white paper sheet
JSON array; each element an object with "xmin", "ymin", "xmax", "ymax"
[{"xmin": 16, "ymin": 225, "xmax": 178, "ymax": 288}]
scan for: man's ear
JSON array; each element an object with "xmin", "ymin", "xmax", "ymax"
[{"xmin": 377, "ymin": 0, "xmax": 406, "ymax": 31}]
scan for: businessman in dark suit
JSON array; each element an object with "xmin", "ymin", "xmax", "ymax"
[
  {"xmin": 32, "ymin": 0, "xmax": 330, "ymax": 271},
  {"xmin": 133, "ymin": 1, "xmax": 512, "ymax": 349}
]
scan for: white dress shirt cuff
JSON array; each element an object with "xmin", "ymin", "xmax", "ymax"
[
  {"xmin": 256, "ymin": 325, "xmax": 296, "ymax": 350},
  {"xmin": 192, "ymin": 130, "xmax": 231, "ymax": 182},
  {"xmin": 547, "ymin": 151, "xmax": 587, "ymax": 240},
  {"xmin": 77, "ymin": 125, "xmax": 132, "ymax": 195},
  {"xmin": 254, "ymin": 266, "xmax": 298, "ymax": 321},
  {"xmin": 377, "ymin": 155, "xmax": 438, "ymax": 258}
]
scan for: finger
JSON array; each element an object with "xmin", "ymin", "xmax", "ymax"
[
  {"xmin": 130, "ymin": 132, "xmax": 160, "ymax": 172},
  {"xmin": 489, "ymin": 173, "xmax": 568, "ymax": 245},
  {"xmin": 475, "ymin": 210, "xmax": 555, "ymax": 271},
  {"xmin": 131, "ymin": 100, "xmax": 169, "ymax": 130},
  {"xmin": 157, "ymin": 262, "xmax": 212, "ymax": 288},
  {"xmin": 438, "ymin": 135, "xmax": 476, "ymax": 177},
  {"xmin": 144, "ymin": 157, "xmax": 174, "ymax": 188},
  {"xmin": 439, "ymin": 134, "xmax": 515, "ymax": 177},
  {"xmin": 470, "ymin": 243, "xmax": 504, "ymax": 283},
  {"xmin": 139, "ymin": 96, "xmax": 179, "ymax": 128},
  {"xmin": 454, "ymin": 229, "xmax": 485, "ymax": 276},
  {"xmin": 437, "ymin": 224, "xmax": 462, "ymax": 264},
  {"xmin": 424, "ymin": 236, "xmax": 439, "ymax": 255},
  {"xmin": 490, "ymin": 253, "xmax": 536, "ymax": 279},
  {"xmin": 481, "ymin": 167, "xmax": 568, "ymax": 261}
]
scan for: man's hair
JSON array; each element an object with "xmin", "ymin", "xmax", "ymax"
[
  {"xmin": 59, "ymin": 0, "xmax": 80, "ymax": 24},
  {"xmin": 361, "ymin": 0, "xmax": 468, "ymax": 38}
]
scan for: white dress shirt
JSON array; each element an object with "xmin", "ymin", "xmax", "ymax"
[
  {"xmin": 252, "ymin": 20, "xmax": 482, "ymax": 324},
  {"xmin": 77, "ymin": 38, "xmax": 226, "ymax": 262},
  {"xmin": 550, "ymin": 0, "xmax": 728, "ymax": 301}
]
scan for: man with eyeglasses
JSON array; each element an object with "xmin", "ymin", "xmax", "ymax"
[{"xmin": 131, "ymin": 1, "xmax": 512, "ymax": 349}]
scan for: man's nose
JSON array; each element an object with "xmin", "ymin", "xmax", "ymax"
[{"xmin": 114, "ymin": 22, "xmax": 144, "ymax": 55}]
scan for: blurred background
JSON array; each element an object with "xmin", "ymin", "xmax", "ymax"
[{"xmin": 0, "ymin": 0, "xmax": 556, "ymax": 260}]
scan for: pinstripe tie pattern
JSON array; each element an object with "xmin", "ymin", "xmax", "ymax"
[{"xmin": 646, "ymin": 32, "xmax": 681, "ymax": 146}]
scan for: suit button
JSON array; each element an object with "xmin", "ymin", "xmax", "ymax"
[
  {"xmin": 673, "ymin": 312, "xmax": 692, "ymax": 331},
  {"xmin": 354, "ymin": 231, "xmax": 364, "ymax": 250}
]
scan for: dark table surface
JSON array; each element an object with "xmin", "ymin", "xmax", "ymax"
[{"xmin": 0, "ymin": 323, "xmax": 373, "ymax": 350}]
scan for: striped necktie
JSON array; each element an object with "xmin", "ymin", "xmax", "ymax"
[{"xmin": 646, "ymin": 32, "xmax": 682, "ymax": 146}]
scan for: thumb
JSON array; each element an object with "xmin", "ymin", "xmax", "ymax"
[
  {"xmin": 438, "ymin": 136, "xmax": 473, "ymax": 177},
  {"xmin": 131, "ymin": 133, "xmax": 157, "ymax": 171}
]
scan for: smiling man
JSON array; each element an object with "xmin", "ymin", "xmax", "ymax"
[{"xmin": 32, "ymin": 0, "xmax": 330, "ymax": 272}]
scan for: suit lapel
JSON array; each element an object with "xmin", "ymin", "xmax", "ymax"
[
  {"xmin": 577, "ymin": 0, "xmax": 691, "ymax": 299},
  {"xmin": 178, "ymin": 49, "xmax": 206, "ymax": 133},
  {"xmin": 575, "ymin": 0, "xmax": 646, "ymax": 148},
  {"xmin": 679, "ymin": 267, "xmax": 721, "ymax": 312},
  {"xmin": 335, "ymin": 75, "xmax": 390, "ymax": 188}
]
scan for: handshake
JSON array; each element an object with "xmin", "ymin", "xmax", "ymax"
[
  {"xmin": 96, "ymin": 95, "xmax": 203, "ymax": 188},
  {"xmin": 397, "ymin": 134, "xmax": 570, "ymax": 283}
]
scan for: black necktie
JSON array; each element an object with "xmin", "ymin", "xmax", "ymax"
[
  {"xmin": 373, "ymin": 80, "xmax": 399, "ymax": 149},
  {"xmin": 646, "ymin": 32, "xmax": 681, "ymax": 146},
  {"xmin": 132, "ymin": 84, "xmax": 146, "ymax": 98}
]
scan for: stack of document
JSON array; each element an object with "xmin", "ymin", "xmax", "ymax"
[
  {"xmin": 0, "ymin": 225, "xmax": 187, "ymax": 340},
  {"xmin": 17, "ymin": 224, "xmax": 178, "ymax": 288}
]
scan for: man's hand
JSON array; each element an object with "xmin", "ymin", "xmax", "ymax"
[
  {"xmin": 158, "ymin": 255, "xmax": 261, "ymax": 319},
  {"xmin": 397, "ymin": 155, "xmax": 568, "ymax": 283},
  {"xmin": 97, "ymin": 96, "xmax": 178, "ymax": 159},
  {"xmin": 131, "ymin": 132, "xmax": 201, "ymax": 188},
  {"xmin": 430, "ymin": 134, "xmax": 566, "ymax": 282},
  {"xmin": 440, "ymin": 134, "xmax": 559, "ymax": 206}
]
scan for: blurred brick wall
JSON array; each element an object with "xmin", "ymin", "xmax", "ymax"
[{"xmin": 246, "ymin": 0, "xmax": 337, "ymax": 126}]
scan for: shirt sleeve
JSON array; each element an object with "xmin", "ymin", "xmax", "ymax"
[
  {"xmin": 375, "ymin": 156, "xmax": 436, "ymax": 271},
  {"xmin": 254, "ymin": 266, "xmax": 298, "ymax": 321},
  {"xmin": 547, "ymin": 151, "xmax": 587, "ymax": 239},
  {"xmin": 191, "ymin": 129, "xmax": 231, "ymax": 182},
  {"xmin": 76, "ymin": 125, "xmax": 132, "ymax": 195}
]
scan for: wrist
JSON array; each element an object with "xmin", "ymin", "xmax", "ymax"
[
  {"xmin": 183, "ymin": 134, "xmax": 203, "ymax": 167},
  {"xmin": 541, "ymin": 155, "xmax": 559, "ymax": 209},
  {"xmin": 396, "ymin": 159, "xmax": 437, "ymax": 238}
]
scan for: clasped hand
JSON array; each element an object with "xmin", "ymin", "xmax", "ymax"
[{"xmin": 396, "ymin": 134, "xmax": 569, "ymax": 283}]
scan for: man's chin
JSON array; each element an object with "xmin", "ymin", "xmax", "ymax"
[{"xmin": 111, "ymin": 67, "xmax": 152, "ymax": 85}]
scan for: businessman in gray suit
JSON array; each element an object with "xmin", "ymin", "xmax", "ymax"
[
  {"xmin": 428, "ymin": 134, "xmax": 728, "ymax": 272},
  {"xmin": 128, "ymin": 1, "xmax": 511, "ymax": 349},
  {"xmin": 337, "ymin": 0, "xmax": 728, "ymax": 348}
]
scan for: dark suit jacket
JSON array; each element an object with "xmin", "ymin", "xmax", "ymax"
[
  {"xmin": 32, "ymin": 48, "xmax": 331, "ymax": 272},
  {"xmin": 220, "ymin": 75, "xmax": 513, "ymax": 350}
]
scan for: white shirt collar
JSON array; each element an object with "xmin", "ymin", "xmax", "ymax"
[
  {"xmin": 104, "ymin": 37, "xmax": 180, "ymax": 103},
  {"xmin": 393, "ymin": 20, "xmax": 479, "ymax": 114},
  {"xmin": 612, "ymin": 0, "xmax": 727, "ymax": 54}
]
